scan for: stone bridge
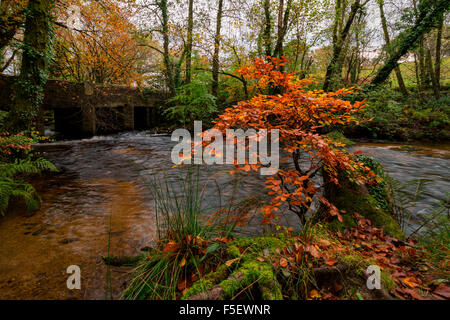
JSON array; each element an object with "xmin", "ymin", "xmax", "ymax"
[{"xmin": 0, "ymin": 75, "xmax": 169, "ymax": 136}]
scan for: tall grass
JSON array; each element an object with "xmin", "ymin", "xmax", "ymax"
[{"xmin": 122, "ymin": 166, "xmax": 232, "ymax": 300}]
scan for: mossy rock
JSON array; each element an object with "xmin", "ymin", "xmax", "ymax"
[
  {"xmin": 182, "ymin": 264, "xmax": 230, "ymax": 300},
  {"xmin": 219, "ymin": 260, "xmax": 282, "ymax": 300},
  {"xmin": 325, "ymin": 159, "xmax": 404, "ymax": 240},
  {"xmin": 183, "ymin": 236, "xmax": 286, "ymax": 300},
  {"xmin": 230, "ymin": 236, "xmax": 286, "ymax": 256},
  {"xmin": 330, "ymin": 189, "xmax": 404, "ymax": 240},
  {"xmin": 326, "ymin": 130, "xmax": 355, "ymax": 146}
]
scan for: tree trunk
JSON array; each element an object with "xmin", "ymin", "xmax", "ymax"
[
  {"xmin": 371, "ymin": 0, "xmax": 450, "ymax": 87},
  {"xmin": 263, "ymin": 0, "xmax": 272, "ymax": 58},
  {"xmin": 323, "ymin": 0, "xmax": 362, "ymax": 92},
  {"xmin": 426, "ymin": 47, "xmax": 440, "ymax": 99},
  {"xmin": 273, "ymin": 0, "xmax": 292, "ymax": 61},
  {"xmin": 434, "ymin": 6, "xmax": 443, "ymax": 95},
  {"xmin": 212, "ymin": 0, "xmax": 224, "ymax": 97},
  {"xmin": 8, "ymin": 0, "xmax": 53, "ymax": 132},
  {"xmin": 274, "ymin": 0, "xmax": 284, "ymax": 58},
  {"xmin": 378, "ymin": 0, "xmax": 408, "ymax": 96},
  {"xmin": 185, "ymin": 0, "xmax": 194, "ymax": 84},
  {"xmin": 414, "ymin": 53, "xmax": 424, "ymax": 96},
  {"xmin": 159, "ymin": 0, "xmax": 175, "ymax": 95}
]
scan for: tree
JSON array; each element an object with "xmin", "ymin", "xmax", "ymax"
[
  {"xmin": 273, "ymin": 0, "xmax": 293, "ymax": 60},
  {"xmin": 371, "ymin": 0, "xmax": 450, "ymax": 87},
  {"xmin": 323, "ymin": 0, "xmax": 368, "ymax": 92},
  {"xmin": 8, "ymin": 0, "xmax": 54, "ymax": 132},
  {"xmin": 0, "ymin": 0, "xmax": 27, "ymax": 53},
  {"xmin": 210, "ymin": 57, "xmax": 371, "ymax": 225},
  {"xmin": 160, "ymin": 0, "xmax": 176, "ymax": 94},
  {"xmin": 263, "ymin": 0, "xmax": 273, "ymax": 57},
  {"xmin": 377, "ymin": 0, "xmax": 408, "ymax": 96},
  {"xmin": 52, "ymin": 0, "xmax": 143, "ymax": 84},
  {"xmin": 185, "ymin": 0, "xmax": 194, "ymax": 84},
  {"xmin": 434, "ymin": 5, "xmax": 444, "ymax": 93},
  {"xmin": 212, "ymin": 0, "xmax": 224, "ymax": 97}
]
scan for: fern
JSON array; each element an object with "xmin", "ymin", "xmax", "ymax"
[{"xmin": 0, "ymin": 130, "xmax": 57, "ymax": 215}]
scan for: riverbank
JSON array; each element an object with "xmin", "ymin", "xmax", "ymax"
[
  {"xmin": 118, "ymin": 213, "xmax": 449, "ymax": 300},
  {"xmin": 344, "ymin": 88, "xmax": 450, "ymax": 142}
]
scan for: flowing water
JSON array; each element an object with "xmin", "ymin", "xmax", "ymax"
[{"xmin": 0, "ymin": 132, "xmax": 448, "ymax": 300}]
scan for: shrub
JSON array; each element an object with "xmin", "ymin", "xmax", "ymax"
[
  {"xmin": 0, "ymin": 131, "xmax": 57, "ymax": 215},
  {"xmin": 164, "ymin": 73, "xmax": 218, "ymax": 126}
]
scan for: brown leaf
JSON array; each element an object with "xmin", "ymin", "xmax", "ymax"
[
  {"xmin": 325, "ymin": 259, "xmax": 338, "ymax": 266},
  {"xmin": 306, "ymin": 245, "xmax": 321, "ymax": 259},
  {"xmin": 280, "ymin": 257, "xmax": 288, "ymax": 268},
  {"xmin": 319, "ymin": 239, "xmax": 331, "ymax": 247}
]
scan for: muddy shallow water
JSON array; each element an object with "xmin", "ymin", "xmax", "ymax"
[{"xmin": 0, "ymin": 132, "xmax": 448, "ymax": 299}]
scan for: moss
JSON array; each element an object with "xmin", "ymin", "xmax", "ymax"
[
  {"xmin": 219, "ymin": 260, "xmax": 282, "ymax": 300},
  {"xmin": 326, "ymin": 130, "xmax": 355, "ymax": 146},
  {"xmin": 183, "ymin": 236, "xmax": 286, "ymax": 300},
  {"xmin": 326, "ymin": 155, "xmax": 404, "ymax": 240},
  {"xmin": 227, "ymin": 245, "xmax": 241, "ymax": 258},
  {"xmin": 231, "ymin": 236, "xmax": 286, "ymax": 256},
  {"xmin": 333, "ymin": 190, "xmax": 404, "ymax": 240},
  {"xmin": 182, "ymin": 264, "xmax": 229, "ymax": 299},
  {"xmin": 381, "ymin": 271, "xmax": 397, "ymax": 292},
  {"xmin": 340, "ymin": 254, "xmax": 371, "ymax": 275}
]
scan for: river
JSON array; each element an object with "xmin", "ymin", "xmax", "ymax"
[{"xmin": 0, "ymin": 132, "xmax": 448, "ymax": 299}]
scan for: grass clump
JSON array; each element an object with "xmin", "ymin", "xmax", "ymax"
[{"xmin": 122, "ymin": 167, "xmax": 229, "ymax": 300}]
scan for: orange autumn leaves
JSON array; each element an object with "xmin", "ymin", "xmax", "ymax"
[
  {"xmin": 53, "ymin": 0, "xmax": 142, "ymax": 85},
  {"xmin": 212, "ymin": 57, "xmax": 373, "ymax": 225}
]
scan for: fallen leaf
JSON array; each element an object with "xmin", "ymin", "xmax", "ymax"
[
  {"xmin": 306, "ymin": 245, "xmax": 321, "ymax": 258},
  {"xmin": 402, "ymin": 277, "xmax": 419, "ymax": 288},
  {"xmin": 325, "ymin": 259, "xmax": 338, "ymax": 266},
  {"xmin": 280, "ymin": 257, "xmax": 288, "ymax": 268},
  {"xmin": 256, "ymin": 257, "xmax": 265, "ymax": 262},
  {"xmin": 309, "ymin": 289, "xmax": 321, "ymax": 299},
  {"xmin": 225, "ymin": 258, "xmax": 240, "ymax": 267}
]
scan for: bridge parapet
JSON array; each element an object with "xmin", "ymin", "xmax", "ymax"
[{"xmin": 0, "ymin": 75, "xmax": 169, "ymax": 136}]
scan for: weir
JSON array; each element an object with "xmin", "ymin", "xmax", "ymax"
[{"xmin": 0, "ymin": 75, "xmax": 169, "ymax": 136}]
